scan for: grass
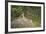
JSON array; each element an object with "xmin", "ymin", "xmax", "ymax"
[{"xmin": 32, "ymin": 16, "xmax": 41, "ymax": 27}]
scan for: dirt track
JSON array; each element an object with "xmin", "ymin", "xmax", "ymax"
[{"xmin": 11, "ymin": 16, "xmax": 32, "ymax": 28}]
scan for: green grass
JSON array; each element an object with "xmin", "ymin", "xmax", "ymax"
[{"xmin": 32, "ymin": 16, "xmax": 41, "ymax": 27}]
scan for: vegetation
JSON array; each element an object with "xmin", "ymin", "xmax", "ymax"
[{"xmin": 11, "ymin": 5, "xmax": 41, "ymax": 28}]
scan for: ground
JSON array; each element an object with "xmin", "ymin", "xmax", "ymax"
[{"xmin": 11, "ymin": 15, "xmax": 32, "ymax": 28}]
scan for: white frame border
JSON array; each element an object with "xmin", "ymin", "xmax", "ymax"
[{"xmin": 8, "ymin": 2, "xmax": 44, "ymax": 32}]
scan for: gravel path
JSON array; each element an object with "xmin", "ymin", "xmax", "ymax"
[
  {"xmin": 11, "ymin": 13, "xmax": 32, "ymax": 28},
  {"xmin": 11, "ymin": 17, "xmax": 32, "ymax": 28}
]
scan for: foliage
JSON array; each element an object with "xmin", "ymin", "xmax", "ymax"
[{"xmin": 11, "ymin": 5, "xmax": 41, "ymax": 27}]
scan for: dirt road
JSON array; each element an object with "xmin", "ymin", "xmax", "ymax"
[{"xmin": 11, "ymin": 16, "xmax": 32, "ymax": 28}]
